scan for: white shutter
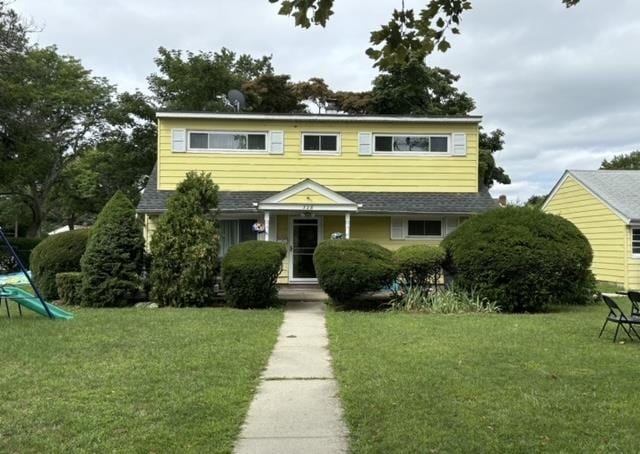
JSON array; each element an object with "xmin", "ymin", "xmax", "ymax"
[
  {"xmin": 452, "ymin": 133, "xmax": 467, "ymax": 156},
  {"xmin": 270, "ymin": 131, "xmax": 284, "ymax": 154},
  {"xmin": 390, "ymin": 217, "xmax": 404, "ymax": 240},
  {"xmin": 171, "ymin": 128, "xmax": 186, "ymax": 152},
  {"xmin": 358, "ymin": 132, "xmax": 372, "ymax": 155},
  {"xmin": 445, "ymin": 217, "xmax": 458, "ymax": 236}
]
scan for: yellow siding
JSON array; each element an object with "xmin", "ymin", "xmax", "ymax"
[
  {"xmin": 143, "ymin": 215, "xmax": 159, "ymax": 251},
  {"xmin": 158, "ymin": 118, "xmax": 479, "ymax": 193},
  {"xmin": 544, "ymin": 176, "xmax": 627, "ymax": 286},
  {"xmin": 281, "ymin": 188, "xmax": 336, "ymax": 204},
  {"xmin": 350, "ymin": 216, "xmax": 441, "ymax": 249}
]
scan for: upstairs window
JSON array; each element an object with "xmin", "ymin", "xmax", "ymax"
[
  {"xmin": 302, "ymin": 133, "xmax": 339, "ymax": 154},
  {"xmin": 188, "ymin": 131, "xmax": 267, "ymax": 152},
  {"xmin": 407, "ymin": 219, "xmax": 442, "ymax": 237},
  {"xmin": 633, "ymin": 228, "xmax": 640, "ymax": 256},
  {"xmin": 374, "ymin": 134, "xmax": 449, "ymax": 154}
]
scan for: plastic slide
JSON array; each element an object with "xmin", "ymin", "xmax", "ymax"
[{"xmin": 0, "ymin": 285, "xmax": 74, "ymax": 320}]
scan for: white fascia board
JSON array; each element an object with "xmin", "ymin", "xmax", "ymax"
[
  {"xmin": 156, "ymin": 112, "xmax": 482, "ymax": 124},
  {"xmin": 258, "ymin": 203, "xmax": 358, "ymax": 212}
]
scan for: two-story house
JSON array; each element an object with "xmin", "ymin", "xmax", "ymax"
[{"xmin": 137, "ymin": 112, "xmax": 496, "ymax": 284}]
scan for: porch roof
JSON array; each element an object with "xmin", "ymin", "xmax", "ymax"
[{"xmin": 137, "ymin": 165, "xmax": 497, "ymax": 215}]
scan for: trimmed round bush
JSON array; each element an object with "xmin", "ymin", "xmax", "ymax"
[
  {"xmin": 442, "ymin": 207, "xmax": 595, "ymax": 313},
  {"xmin": 222, "ymin": 241, "xmax": 286, "ymax": 309},
  {"xmin": 393, "ymin": 245, "xmax": 445, "ymax": 289},
  {"xmin": 80, "ymin": 191, "xmax": 144, "ymax": 307},
  {"xmin": 313, "ymin": 239, "xmax": 396, "ymax": 306},
  {"xmin": 56, "ymin": 272, "xmax": 83, "ymax": 306},
  {"xmin": 30, "ymin": 229, "xmax": 90, "ymax": 299}
]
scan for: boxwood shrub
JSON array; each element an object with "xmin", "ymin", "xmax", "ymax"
[
  {"xmin": 56, "ymin": 272, "xmax": 83, "ymax": 306},
  {"xmin": 442, "ymin": 206, "xmax": 595, "ymax": 313},
  {"xmin": 313, "ymin": 239, "xmax": 396, "ymax": 306},
  {"xmin": 393, "ymin": 244, "xmax": 445, "ymax": 289},
  {"xmin": 30, "ymin": 229, "xmax": 90, "ymax": 299},
  {"xmin": 221, "ymin": 241, "xmax": 286, "ymax": 308}
]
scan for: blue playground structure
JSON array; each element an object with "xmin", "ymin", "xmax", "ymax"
[{"xmin": 0, "ymin": 227, "xmax": 73, "ymax": 320}]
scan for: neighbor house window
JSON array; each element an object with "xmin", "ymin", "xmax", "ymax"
[
  {"xmin": 219, "ymin": 219, "xmax": 258, "ymax": 256},
  {"xmin": 302, "ymin": 133, "xmax": 339, "ymax": 154},
  {"xmin": 633, "ymin": 228, "xmax": 640, "ymax": 256},
  {"xmin": 374, "ymin": 134, "xmax": 449, "ymax": 154},
  {"xmin": 407, "ymin": 219, "xmax": 442, "ymax": 237},
  {"xmin": 188, "ymin": 131, "xmax": 267, "ymax": 152}
]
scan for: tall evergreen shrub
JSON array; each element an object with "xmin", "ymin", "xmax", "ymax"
[
  {"xmin": 80, "ymin": 191, "xmax": 144, "ymax": 307},
  {"xmin": 150, "ymin": 172, "xmax": 219, "ymax": 307}
]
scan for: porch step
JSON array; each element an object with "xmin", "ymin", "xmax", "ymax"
[{"xmin": 278, "ymin": 284, "xmax": 328, "ymax": 302}]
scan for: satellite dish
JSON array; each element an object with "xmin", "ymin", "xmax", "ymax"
[{"xmin": 227, "ymin": 89, "xmax": 246, "ymax": 111}]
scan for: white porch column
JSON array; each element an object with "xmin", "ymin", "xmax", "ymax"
[
  {"xmin": 264, "ymin": 211, "xmax": 270, "ymax": 241},
  {"xmin": 345, "ymin": 213, "xmax": 351, "ymax": 239}
]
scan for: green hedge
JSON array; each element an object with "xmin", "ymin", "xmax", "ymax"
[
  {"xmin": 393, "ymin": 245, "xmax": 445, "ymax": 289},
  {"xmin": 30, "ymin": 229, "xmax": 90, "ymax": 299},
  {"xmin": 80, "ymin": 192, "xmax": 145, "ymax": 307},
  {"xmin": 222, "ymin": 241, "xmax": 286, "ymax": 308},
  {"xmin": 56, "ymin": 272, "xmax": 83, "ymax": 306},
  {"xmin": 314, "ymin": 239, "xmax": 396, "ymax": 306},
  {"xmin": 442, "ymin": 207, "xmax": 595, "ymax": 313},
  {"xmin": 0, "ymin": 237, "xmax": 43, "ymax": 273}
]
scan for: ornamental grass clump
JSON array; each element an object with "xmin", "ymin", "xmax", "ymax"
[
  {"xmin": 80, "ymin": 191, "xmax": 144, "ymax": 307},
  {"xmin": 389, "ymin": 286, "xmax": 499, "ymax": 314},
  {"xmin": 150, "ymin": 172, "xmax": 220, "ymax": 307}
]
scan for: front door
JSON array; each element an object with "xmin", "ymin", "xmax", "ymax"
[{"xmin": 291, "ymin": 218, "xmax": 320, "ymax": 281}]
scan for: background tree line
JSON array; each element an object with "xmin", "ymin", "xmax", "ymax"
[{"xmin": 0, "ymin": 1, "xmax": 515, "ymax": 237}]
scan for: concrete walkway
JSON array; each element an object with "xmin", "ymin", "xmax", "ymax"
[{"xmin": 234, "ymin": 301, "xmax": 349, "ymax": 454}]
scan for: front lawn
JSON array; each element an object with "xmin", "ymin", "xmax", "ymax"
[
  {"xmin": 327, "ymin": 303, "xmax": 640, "ymax": 453},
  {"xmin": 0, "ymin": 306, "xmax": 282, "ymax": 453}
]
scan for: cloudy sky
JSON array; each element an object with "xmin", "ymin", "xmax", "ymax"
[{"xmin": 13, "ymin": 0, "xmax": 640, "ymax": 202}]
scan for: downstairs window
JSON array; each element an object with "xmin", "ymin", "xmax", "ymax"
[
  {"xmin": 219, "ymin": 219, "xmax": 258, "ymax": 256},
  {"xmin": 633, "ymin": 228, "xmax": 640, "ymax": 256}
]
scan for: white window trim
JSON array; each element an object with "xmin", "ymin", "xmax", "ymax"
[
  {"xmin": 632, "ymin": 227, "xmax": 640, "ymax": 259},
  {"xmin": 300, "ymin": 132, "xmax": 341, "ymax": 155},
  {"xmin": 187, "ymin": 130, "xmax": 269, "ymax": 154},
  {"xmin": 405, "ymin": 217, "xmax": 445, "ymax": 239},
  {"xmin": 372, "ymin": 133, "xmax": 452, "ymax": 156}
]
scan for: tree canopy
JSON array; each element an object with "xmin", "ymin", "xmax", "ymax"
[
  {"xmin": 148, "ymin": 47, "xmax": 273, "ymax": 111},
  {"xmin": 269, "ymin": 0, "xmax": 580, "ymax": 68},
  {"xmin": 600, "ymin": 150, "xmax": 640, "ymax": 170}
]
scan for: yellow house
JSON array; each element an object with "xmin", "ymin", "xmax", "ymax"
[
  {"xmin": 543, "ymin": 170, "xmax": 640, "ymax": 290},
  {"xmin": 137, "ymin": 112, "xmax": 496, "ymax": 284}
]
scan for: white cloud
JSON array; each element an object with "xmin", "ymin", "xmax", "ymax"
[{"xmin": 12, "ymin": 0, "xmax": 640, "ymax": 201}]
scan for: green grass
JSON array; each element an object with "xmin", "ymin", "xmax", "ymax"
[
  {"xmin": 327, "ymin": 303, "xmax": 640, "ymax": 453},
  {"xmin": 0, "ymin": 305, "xmax": 282, "ymax": 453}
]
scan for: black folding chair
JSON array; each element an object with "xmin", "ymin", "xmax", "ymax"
[
  {"xmin": 628, "ymin": 291, "xmax": 640, "ymax": 318},
  {"xmin": 599, "ymin": 295, "xmax": 640, "ymax": 342}
]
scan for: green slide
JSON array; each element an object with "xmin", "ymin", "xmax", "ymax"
[{"xmin": 0, "ymin": 286, "xmax": 74, "ymax": 320}]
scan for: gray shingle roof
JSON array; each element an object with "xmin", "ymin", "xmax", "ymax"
[
  {"xmin": 568, "ymin": 170, "xmax": 640, "ymax": 222},
  {"xmin": 137, "ymin": 164, "xmax": 497, "ymax": 215}
]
